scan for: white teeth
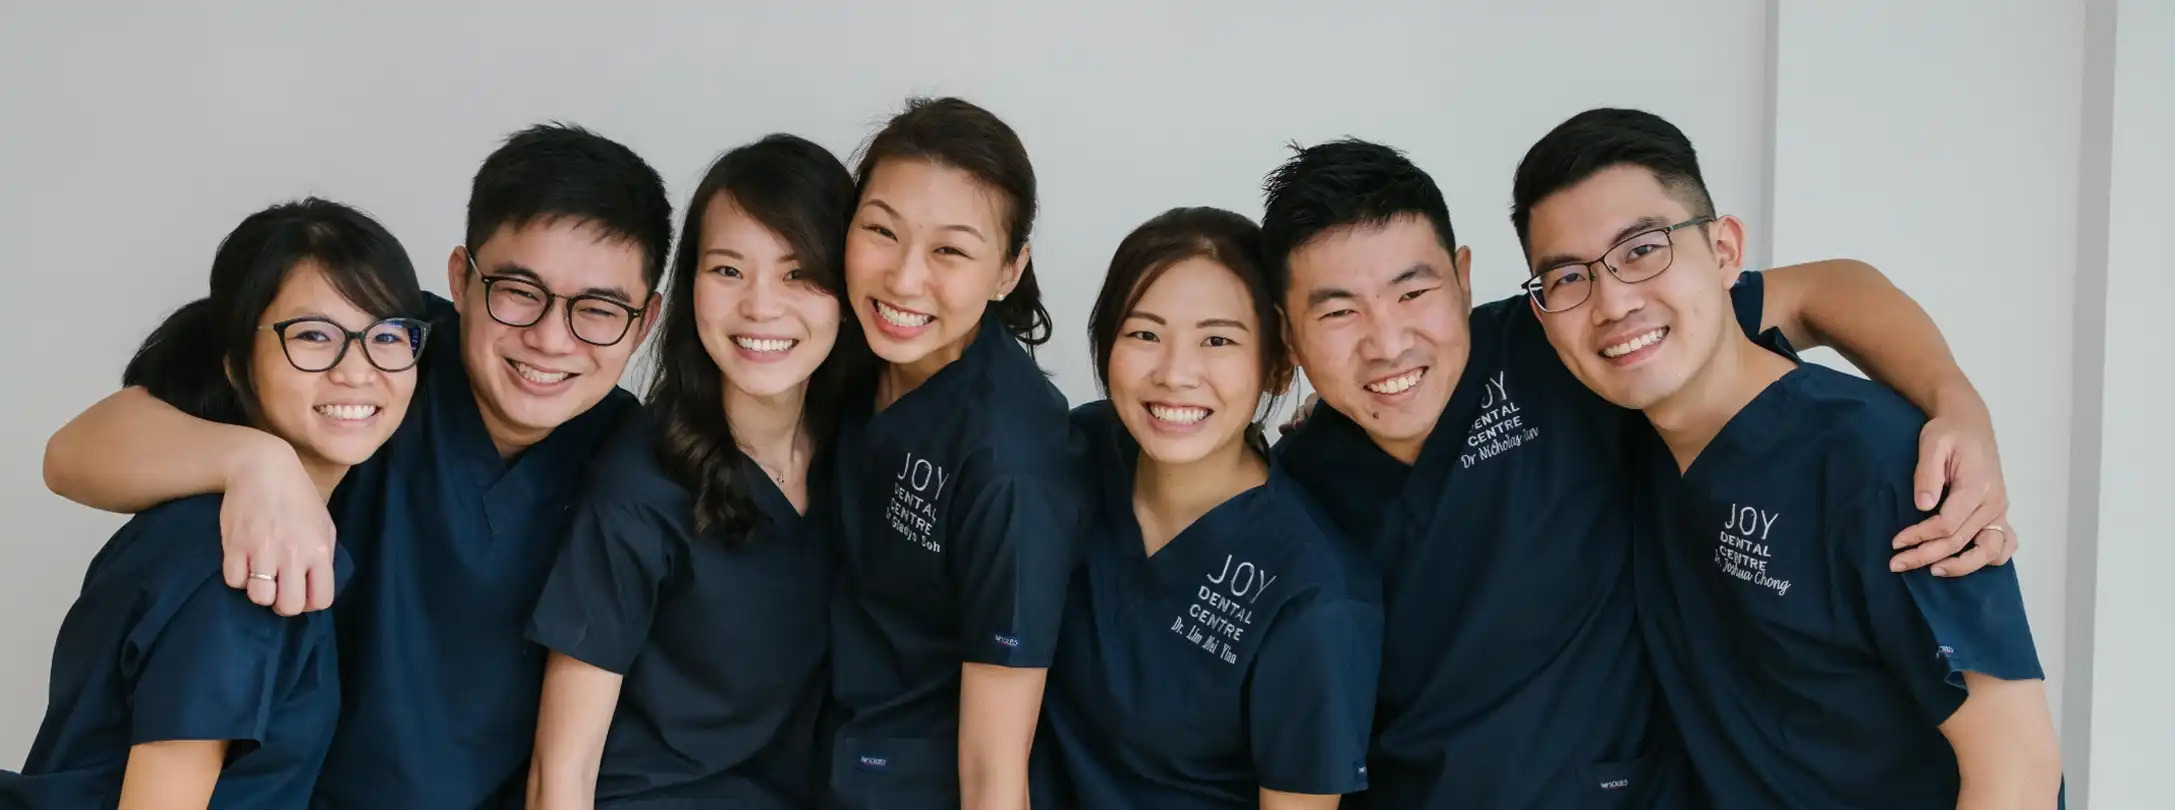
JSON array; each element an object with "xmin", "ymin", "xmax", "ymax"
[
  {"xmin": 1364, "ymin": 368, "xmax": 1425, "ymax": 395},
  {"xmin": 316, "ymin": 404, "xmax": 378, "ymax": 421},
  {"xmin": 875, "ymin": 300, "xmax": 933, "ymax": 328},
  {"xmin": 734, "ymin": 337, "xmax": 796, "ymax": 353},
  {"xmin": 1147, "ymin": 404, "xmax": 1211, "ymax": 424},
  {"xmin": 1602, "ymin": 328, "xmax": 1669, "ymax": 358},
  {"xmin": 513, "ymin": 361, "xmax": 571, "ymax": 385}
]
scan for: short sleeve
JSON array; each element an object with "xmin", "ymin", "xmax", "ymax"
[
  {"xmin": 948, "ymin": 472, "xmax": 1081, "ymax": 668},
  {"xmin": 127, "ymin": 576, "xmax": 287, "ymax": 749},
  {"xmin": 1248, "ymin": 594, "xmax": 1384, "ymax": 795},
  {"xmin": 1848, "ymin": 485, "xmax": 2045, "ymax": 725},
  {"xmin": 526, "ymin": 499, "xmax": 677, "ymax": 675},
  {"xmin": 1730, "ymin": 270, "xmax": 1766, "ymax": 336}
]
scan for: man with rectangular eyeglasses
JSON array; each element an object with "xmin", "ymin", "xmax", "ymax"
[{"xmin": 44, "ymin": 122, "xmax": 672, "ymax": 810}]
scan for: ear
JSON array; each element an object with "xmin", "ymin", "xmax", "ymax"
[
  {"xmin": 632, "ymin": 293, "xmax": 664, "ymax": 347},
  {"xmin": 446, "ymin": 246, "xmax": 471, "ymax": 315},
  {"xmin": 1452, "ymin": 245, "xmax": 1474, "ymax": 299},
  {"xmin": 1709, "ymin": 215, "xmax": 1748, "ymax": 289},
  {"xmin": 995, "ymin": 243, "xmax": 1030, "ymax": 300}
]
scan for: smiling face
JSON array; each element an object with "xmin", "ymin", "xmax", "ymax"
[
  {"xmin": 1524, "ymin": 164, "xmax": 1745, "ymax": 411},
  {"xmin": 844, "ymin": 158, "xmax": 1025, "ymax": 381},
  {"xmin": 1107, "ymin": 257, "xmax": 1270, "ymax": 469},
  {"xmin": 693, "ymin": 192, "xmax": 842, "ymax": 400},
  {"xmin": 1284, "ymin": 214, "xmax": 1473, "ymax": 463},
  {"xmin": 447, "ymin": 220, "xmax": 658, "ymax": 455},
  {"xmin": 251, "ymin": 262, "xmax": 421, "ymax": 480}
]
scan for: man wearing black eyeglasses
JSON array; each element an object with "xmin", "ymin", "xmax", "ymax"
[
  {"xmin": 44, "ymin": 123, "xmax": 672, "ymax": 810},
  {"xmin": 1263, "ymin": 134, "xmax": 2021, "ymax": 809},
  {"xmin": 1513, "ymin": 107, "xmax": 2061, "ymax": 809}
]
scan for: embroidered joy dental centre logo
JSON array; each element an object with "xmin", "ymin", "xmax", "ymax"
[
  {"xmin": 1461, "ymin": 371, "xmax": 1540, "ymax": 468},
  {"xmin": 1170, "ymin": 553, "xmax": 1276, "ymax": 665},
  {"xmin": 886, "ymin": 451, "xmax": 946, "ymax": 553},
  {"xmin": 1717, "ymin": 502, "xmax": 1791, "ymax": 596}
]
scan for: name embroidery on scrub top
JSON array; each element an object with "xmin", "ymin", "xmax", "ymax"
[
  {"xmin": 1173, "ymin": 554, "xmax": 1278, "ymax": 663},
  {"xmin": 887, "ymin": 451, "xmax": 949, "ymax": 553}
]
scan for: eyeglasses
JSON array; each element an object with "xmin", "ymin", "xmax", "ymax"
[
  {"xmin": 465, "ymin": 249, "xmax": 646, "ymax": 346},
  {"xmin": 262, "ymin": 316, "xmax": 431, "ymax": 373},
  {"xmin": 1521, "ymin": 216, "xmax": 1716, "ymax": 313}
]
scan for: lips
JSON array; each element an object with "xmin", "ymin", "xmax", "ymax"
[
  {"xmin": 873, "ymin": 299, "xmax": 933, "ymax": 329},
  {"xmin": 1364, "ymin": 367, "xmax": 1426, "ymax": 395},
  {"xmin": 1146, "ymin": 403, "xmax": 1211, "ymax": 425},
  {"xmin": 1600, "ymin": 327, "xmax": 1669, "ymax": 360},
  {"xmin": 733, "ymin": 336, "xmax": 797, "ymax": 354},
  {"xmin": 314, "ymin": 403, "xmax": 380, "ymax": 421}
]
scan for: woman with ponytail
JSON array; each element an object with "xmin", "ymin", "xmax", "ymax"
[
  {"xmin": 1, "ymin": 198, "xmax": 429, "ymax": 810},
  {"xmin": 1031, "ymin": 207, "xmax": 1383, "ymax": 810},
  {"xmin": 823, "ymin": 96, "xmax": 1088, "ymax": 810}
]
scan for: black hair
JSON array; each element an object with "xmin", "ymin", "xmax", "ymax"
[
  {"xmin": 124, "ymin": 197, "xmax": 424, "ymax": 426},
  {"xmin": 1086, "ymin": 206, "xmax": 1291, "ymax": 459},
  {"xmin": 1510, "ymin": 108, "xmax": 1716, "ymax": 254},
  {"xmin": 853, "ymin": 96, "xmax": 1051, "ymax": 346},
  {"xmin": 1259, "ymin": 138, "xmax": 1459, "ymax": 304},
  {"xmin": 465, "ymin": 122, "xmax": 675, "ymax": 292},
  {"xmin": 649, "ymin": 134, "xmax": 865, "ymax": 538}
]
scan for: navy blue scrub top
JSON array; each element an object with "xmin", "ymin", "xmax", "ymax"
[
  {"xmin": 526, "ymin": 407, "xmax": 833, "ymax": 808},
  {"xmin": 1031, "ymin": 401, "xmax": 1382, "ymax": 810},
  {"xmin": 0, "ymin": 494, "xmax": 351, "ymax": 810},
  {"xmin": 1272, "ymin": 274, "xmax": 1768, "ymax": 810},
  {"xmin": 1630, "ymin": 329, "xmax": 2051, "ymax": 809},
  {"xmin": 825, "ymin": 313, "xmax": 1088, "ymax": 809},
  {"xmin": 310, "ymin": 298, "xmax": 638, "ymax": 810}
]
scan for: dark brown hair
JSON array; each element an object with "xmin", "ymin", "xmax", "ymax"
[
  {"xmin": 1086, "ymin": 206, "xmax": 1293, "ymax": 456},
  {"xmin": 853, "ymin": 96, "xmax": 1051, "ymax": 346},
  {"xmin": 649, "ymin": 133, "xmax": 864, "ymax": 538}
]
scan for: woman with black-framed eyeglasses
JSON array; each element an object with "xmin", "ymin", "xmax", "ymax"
[{"xmin": 0, "ymin": 197, "xmax": 429, "ymax": 810}]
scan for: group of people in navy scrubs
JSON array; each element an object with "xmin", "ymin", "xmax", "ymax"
[{"xmin": 7, "ymin": 93, "xmax": 2062, "ymax": 810}]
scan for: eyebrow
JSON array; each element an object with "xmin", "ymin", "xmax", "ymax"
[
  {"xmin": 1533, "ymin": 216, "xmax": 1676, "ymax": 271},
  {"xmin": 703, "ymin": 248, "xmax": 798, "ymax": 263},
  {"xmin": 863, "ymin": 198, "xmax": 987, "ymax": 243},
  {"xmin": 1302, "ymin": 262, "xmax": 1439, "ymax": 309},
  {"xmin": 1125, "ymin": 310, "xmax": 1253, "ymax": 331},
  {"xmin": 488, "ymin": 263, "xmax": 637, "ymax": 304}
]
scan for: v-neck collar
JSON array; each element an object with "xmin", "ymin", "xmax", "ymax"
[{"xmin": 864, "ymin": 312, "xmax": 1006, "ymax": 432}]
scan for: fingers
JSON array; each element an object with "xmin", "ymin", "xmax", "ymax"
[
  {"xmin": 244, "ymin": 547, "xmax": 281, "ymax": 608},
  {"xmin": 1889, "ymin": 521, "xmax": 1968, "ymax": 573},
  {"xmin": 1930, "ymin": 537, "xmax": 2001, "ymax": 578},
  {"xmin": 306, "ymin": 539, "xmax": 337, "ymax": 613},
  {"xmin": 223, "ymin": 546, "xmax": 250, "ymax": 591},
  {"xmin": 273, "ymin": 546, "xmax": 315, "ymax": 617},
  {"xmin": 1979, "ymin": 523, "xmax": 2018, "ymax": 567},
  {"xmin": 1912, "ymin": 430, "xmax": 1953, "ymax": 511}
]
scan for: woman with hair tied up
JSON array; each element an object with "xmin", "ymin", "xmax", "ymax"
[
  {"xmin": 1, "ymin": 198, "xmax": 430, "ymax": 810},
  {"xmin": 822, "ymin": 96, "xmax": 1089, "ymax": 810},
  {"xmin": 1031, "ymin": 207, "xmax": 1382, "ymax": 810},
  {"xmin": 524, "ymin": 133, "xmax": 861, "ymax": 809}
]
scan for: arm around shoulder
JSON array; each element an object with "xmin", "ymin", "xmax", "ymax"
[{"xmin": 44, "ymin": 386, "xmax": 290, "ymax": 513}]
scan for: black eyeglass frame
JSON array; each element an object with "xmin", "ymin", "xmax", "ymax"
[
  {"xmin": 464, "ymin": 248, "xmax": 648, "ymax": 347},
  {"xmin": 260, "ymin": 316, "xmax": 433, "ymax": 373},
  {"xmin": 1521, "ymin": 215, "xmax": 1718, "ymax": 313}
]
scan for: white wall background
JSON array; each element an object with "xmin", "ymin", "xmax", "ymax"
[{"xmin": 0, "ymin": 1, "xmax": 2161, "ymax": 804}]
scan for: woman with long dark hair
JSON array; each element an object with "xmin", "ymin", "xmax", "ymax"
[
  {"xmin": 524, "ymin": 133, "xmax": 861, "ymax": 809},
  {"xmin": 823, "ymin": 97, "xmax": 1088, "ymax": 810},
  {"xmin": 1030, "ymin": 207, "xmax": 1382, "ymax": 810},
  {"xmin": 0, "ymin": 198, "xmax": 429, "ymax": 809}
]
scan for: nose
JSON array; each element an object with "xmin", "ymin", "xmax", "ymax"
[
  {"xmin": 1360, "ymin": 311, "xmax": 1415, "ymax": 366},
  {"xmin": 742, "ymin": 272, "xmax": 786, "ymax": 320},
  {"xmin": 522, "ymin": 299, "xmax": 581, "ymax": 354},
  {"xmin": 1149, "ymin": 340, "xmax": 1204, "ymax": 390},
  {"xmin": 1589, "ymin": 264, "xmax": 1645, "ymax": 325},
  {"xmin": 327, "ymin": 337, "xmax": 379, "ymax": 386},
  {"xmin": 886, "ymin": 250, "xmax": 930, "ymax": 299}
]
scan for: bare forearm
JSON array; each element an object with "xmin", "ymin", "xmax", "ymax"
[
  {"xmin": 1260, "ymin": 789, "xmax": 1342, "ymax": 809},
  {"xmin": 117, "ymin": 740, "xmax": 226, "ymax": 810},
  {"xmin": 44, "ymin": 386, "xmax": 289, "ymax": 513},
  {"xmin": 1762, "ymin": 259, "xmax": 1983, "ymax": 419},
  {"xmin": 527, "ymin": 653, "xmax": 620, "ymax": 810},
  {"xmin": 959, "ymin": 663, "xmax": 1045, "ymax": 810},
  {"xmin": 1944, "ymin": 675, "xmax": 2063, "ymax": 809}
]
